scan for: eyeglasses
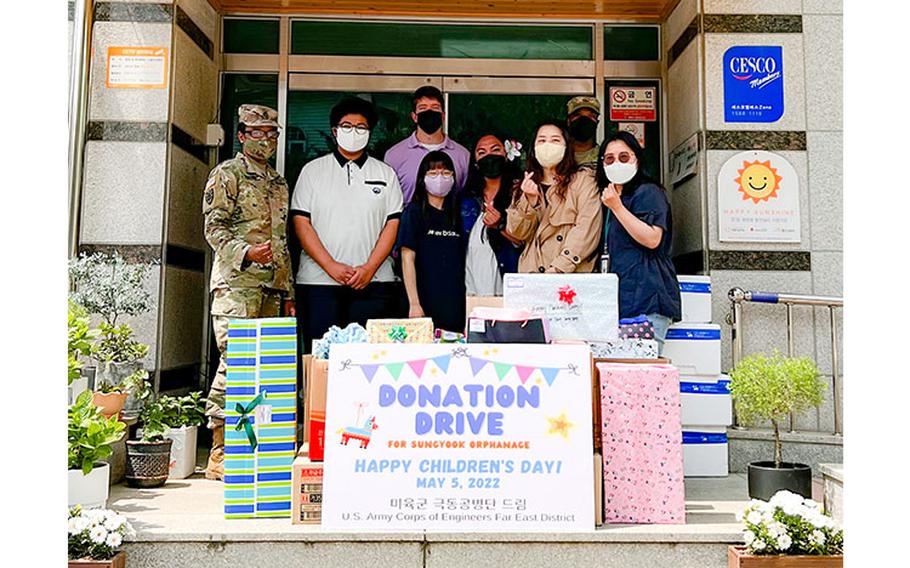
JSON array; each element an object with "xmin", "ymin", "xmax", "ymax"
[
  {"xmin": 603, "ymin": 152, "xmax": 634, "ymax": 165},
  {"xmin": 338, "ymin": 124, "xmax": 370, "ymax": 135},
  {"xmin": 425, "ymin": 170, "xmax": 454, "ymax": 179},
  {"xmin": 244, "ymin": 129, "xmax": 279, "ymax": 140}
]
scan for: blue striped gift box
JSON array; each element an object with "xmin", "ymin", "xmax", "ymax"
[{"xmin": 224, "ymin": 318, "xmax": 297, "ymax": 519}]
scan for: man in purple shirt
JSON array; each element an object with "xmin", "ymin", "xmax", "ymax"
[{"xmin": 384, "ymin": 86, "xmax": 470, "ymax": 204}]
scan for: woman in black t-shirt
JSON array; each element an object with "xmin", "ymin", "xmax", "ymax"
[{"xmin": 397, "ymin": 151, "xmax": 466, "ymax": 332}]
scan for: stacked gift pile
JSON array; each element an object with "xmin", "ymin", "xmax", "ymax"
[{"xmin": 664, "ymin": 276, "xmax": 730, "ymax": 478}]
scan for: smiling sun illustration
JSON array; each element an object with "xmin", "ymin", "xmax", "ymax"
[{"xmin": 735, "ymin": 160, "xmax": 782, "ymax": 203}]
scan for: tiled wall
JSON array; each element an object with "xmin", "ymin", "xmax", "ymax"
[{"xmin": 663, "ymin": 0, "xmax": 844, "ymax": 433}]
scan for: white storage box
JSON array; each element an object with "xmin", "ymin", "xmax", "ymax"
[
  {"xmin": 503, "ymin": 273, "xmax": 618, "ymax": 341},
  {"xmin": 682, "ymin": 426, "xmax": 729, "ymax": 477},
  {"xmin": 662, "ymin": 323, "xmax": 721, "ymax": 377},
  {"xmin": 165, "ymin": 425, "xmax": 198, "ymax": 480},
  {"xmin": 678, "ymin": 275, "xmax": 712, "ymax": 323},
  {"xmin": 680, "ymin": 376, "xmax": 732, "ymax": 426}
]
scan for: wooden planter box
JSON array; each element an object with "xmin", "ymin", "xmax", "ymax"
[
  {"xmin": 69, "ymin": 551, "xmax": 126, "ymax": 568},
  {"xmin": 728, "ymin": 546, "xmax": 843, "ymax": 567}
]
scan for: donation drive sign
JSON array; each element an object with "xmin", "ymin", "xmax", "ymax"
[
  {"xmin": 322, "ymin": 344, "xmax": 594, "ymax": 532},
  {"xmin": 723, "ymin": 46, "xmax": 784, "ymax": 122}
]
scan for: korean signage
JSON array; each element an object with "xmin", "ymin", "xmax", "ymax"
[
  {"xmin": 106, "ymin": 46, "xmax": 169, "ymax": 89},
  {"xmin": 322, "ymin": 344, "xmax": 594, "ymax": 532},
  {"xmin": 723, "ymin": 46, "xmax": 784, "ymax": 122},
  {"xmin": 718, "ymin": 150, "xmax": 800, "ymax": 242},
  {"xmin": 609, "ymin": 87, "xmax": 657, "ymax": 122}
]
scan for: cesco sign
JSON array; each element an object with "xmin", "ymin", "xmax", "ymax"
[{"xmin": 729, "ymin": 56, "xmax": 778, "ymax": 77}]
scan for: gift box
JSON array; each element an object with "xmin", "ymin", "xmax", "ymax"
[
  {"xmin": 291, "ymin": 452, "xmax": 324, "ymax": 525},
  {"xmin": 682, "ymin": 426, "xmax": 729, "ymax": 477},
  {"xmin": 503, "ymin": 273, "xmax": 619, "ymax": 341},
  {"xmin": 680, "ymin": 376, "xmax": 732, "ymax": 426},
  {"xmin": 597, "ymin": 363, "xmax": 685, "ymax": 524},
  {"xmin": 312, "ymin": 323, "xmax": 368, "ymax": 359},
  {"xmin": 466, "ymin": 307, "xmax": 549, "ymax": 343},
  {"xmin": 224, "ymin": 318, "xmax": 298, "ymax": 519},
  {"xmin": 366, "ymin": 318, "xmax": 434, "ymax": 343},
  {"xmin": 303, "ymin": 355, "xmax": 329, "ymax": 462},
  {"xmin": 588, "ymin": 339, "xmax": 659, "ymax": 359},
  {"xmin": 661, "ymin": 323, "xmax": 722, "ymax": 378},
  {"xmin": 678, "ymin": 275, "xmax": 712, "ymax": 323},
  {"xmin": 618, "ymin": 315, "xmax": 656, "ymax": 340}
]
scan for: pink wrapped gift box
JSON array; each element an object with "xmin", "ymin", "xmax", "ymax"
[{"xmin": 597, "ymin": 363, "xmax": 685, "ymax": 524}]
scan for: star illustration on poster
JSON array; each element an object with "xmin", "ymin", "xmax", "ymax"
[
  {"xmin": 338, "ymin": 347, "xmax": 579, "ymax": 386},
  {"xmin": 546, "ymin": 412, "xmax": 576, "ymax": 440},
  {"xmin": 557, "ymin": 284, "xmax": 577, "ymax": 305}
]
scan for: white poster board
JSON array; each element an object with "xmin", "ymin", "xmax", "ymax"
[
  {"xmin": 669, "ymin": 133, "xmax": 699, "ymax": 187},
  {"xmin": 717, "ymin": 150, "xmax": 800, "ymax": 242},
  {"xmin": 322, "ymin": 344, "xmax": 594, "ymax": 532}
]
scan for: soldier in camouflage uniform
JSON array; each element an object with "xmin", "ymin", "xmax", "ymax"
[
  {"xmin": 202, "ymin": 104, "xmax": 294, "ymax": 481},
  {"xmin": 566, "ymin": 95, "xmax": 602, "ymax": 167}
]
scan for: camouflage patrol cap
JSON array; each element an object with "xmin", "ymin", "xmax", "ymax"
[
  {"xmin": 238, "ymin": 104, "xmax": 281, "ymax": 128},
  {"xmin": 567, "ymin": 96, "xmax": 601, "ymax": 116}
]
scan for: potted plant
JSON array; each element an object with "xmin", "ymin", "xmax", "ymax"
[
  {"xmin": 69, "ymin": 252, "xmax": 157, "ymax": 417},
  {"xmin": 125, "ymin": 396, "xmax": 173, "ymax": 488},
  {"xmin": 91, "ymin": 367, "xmax": 150, "ymax": 419},
  {"xmin": 161, "ymin": 392, "xmax": 207, "ymax": 479},
  {"xmin": 69, "ymin": 391, "xmax": 127, "ymax": 508},
  {"xmin": 729, "ymin": 351, "xmax": 826, "ymax": 500},
  {"xmin": 68, "ymin": 505, "xmax": 135, "ymax": 568},
  {"xmin": 69, "ymin": 301, "xmax": 98, "ymax": 403},
  {"xmin": 729, "ymin": 490, "xmax": 843, "ymax": 567}
]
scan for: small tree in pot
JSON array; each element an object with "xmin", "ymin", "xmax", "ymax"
[
  {"xmin": 729, "ymin": 351, "xmax": 825, "ymax": 500},
  {"xmin": 125, "ymin": 396, "xmax": 173, "ymax": 488}
]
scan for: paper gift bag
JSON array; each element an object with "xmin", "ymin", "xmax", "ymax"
[
  {"xmin": 224, "ymin": 318, "xmax": 298, "ymax": 519},
  {"xmin": 366, "ymin": 318, "xmax": 434, "ymax": 343},
  {"xmin": 504, "ymin": 273, "xmax": 619, "ymax": 341},
  {"xmin": 597, "ymin": 363, "xmax": 685, "ymax": 524}
]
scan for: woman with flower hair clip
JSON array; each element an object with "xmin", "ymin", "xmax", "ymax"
[{"xmin": 460, "ymin": 133, "xmax": 524, "ymax": 295}]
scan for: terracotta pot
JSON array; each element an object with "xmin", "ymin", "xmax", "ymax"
[
  {"xmin": 69, "ymin": 551, "xmax": 126, "ymax": 568},
  {"xmin": 728, "ymin": 546, "xmax": 843, "ymax": 567},
  {"xmin": 92, "ymin": 391, "xmax": 128, "ymax": 418}
]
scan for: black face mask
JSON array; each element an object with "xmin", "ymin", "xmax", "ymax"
[
  {"xmin": 476, "ymin": 154, "xmax": 506, "ymax": 179},
  {"xmin": 568, "ymin": 116, "xmax": 598, "ymax": 142},
  {"xmin": 416, "ymin": 110, "xmax": 443, "ymax": 134}
]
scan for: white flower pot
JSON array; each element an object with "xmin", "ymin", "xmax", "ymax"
[
  {"xmin": 68, "ymin": 462, "xmax": 110, "ymax": 509},
  {"xmin": 165, "ymin": 425, "xmax": 198, "ymax": 479}
]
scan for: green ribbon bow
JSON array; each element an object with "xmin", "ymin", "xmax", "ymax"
[
  {"xmin": 235, "ymin": 391, "xmax": 267, "ymax": 450},
  {"xmin": 388, "ymin": 325, "xmax": 408, "ymax": 343}
]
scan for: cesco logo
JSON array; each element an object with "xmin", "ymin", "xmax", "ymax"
[{"xmin": 729, "ymin": 56, "xmax": 777, "ymax": 80}]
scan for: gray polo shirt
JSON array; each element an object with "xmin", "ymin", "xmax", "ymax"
[{"xmin": 290, "ymin": 151, "xmax": 403, "ymax": 286}]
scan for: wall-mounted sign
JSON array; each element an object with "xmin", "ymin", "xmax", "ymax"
[
  {"xmin": 609, "ymin": 87, "xmax": 657, "ymax": 122},
  {"xmin": 321, "ymin": 343, "xmax": 594, "ymax": 532},
  {"xmin": 718, "ymin": 150, "xmax": 800, "ymax": 242},
  {"xmin": 723, "ymin": 46, "xmax": 784, "ymax": 123},
  {"xmin": 617, "ymin": 122, "xmax": 646, "ymax": 148},
  {"xmin": 669, "ymin": 133, "xmax": 699, "ymax": 187},
  {"xmin": 106, "ymin": 46, "xmax": 169, "ymax": 89}
]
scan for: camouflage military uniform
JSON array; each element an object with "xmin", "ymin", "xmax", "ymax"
[
  {"xmin": 567, "ymin": 95, "xmax": 602, "ymax": 167},
  {"xmin": 203, "ymin": 105, "xmax": 293, "ymax": 432}
]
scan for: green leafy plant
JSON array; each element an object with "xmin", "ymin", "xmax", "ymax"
[
  {"xmin": 68, "ymin": 252, "xmax": 156, "ymax": 327},
  {"xmin": 68, "ymin": 505, "xmax": 135, "ymax": 560},
  {"xmin": 729, "ymin": 351, "xmax": 825, "ymax": 467},
  {"xmin": 138, "ymin": 398, "xmax": 168, "ymax": 442},
  {"xmin": 160, "ymin": 392, "xmax": 207, "ymax": 429},
  {"xmin": 68, "ymin": 391, "xmax": 127, "ymax": 474},
  {"xmin": 68, "ymin": 301, "xmax": 98, "ymax": 385},
  {"xmin": 96, "ymin": 369, "xmax": 151, "ymax": 399},
  {"xmin": 92, "ymin": 323, "xmax": 149, "ymax": 365}
]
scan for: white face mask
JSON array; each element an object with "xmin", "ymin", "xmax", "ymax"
[
  {"xmin": 604, "ymin": 161, "xmax": 638, "ymax": 185},
  {"xmin": 535, "ymin": 142, "xmax": 566, "ymax": 167},
  {"xmin": 336, "ymin": 128, "xmax": 370, "ymax": 153}
]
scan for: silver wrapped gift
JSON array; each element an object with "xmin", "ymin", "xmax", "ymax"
[{"xmin": 589, "ymin": 338, "xmax": 659, "ymax": 359}]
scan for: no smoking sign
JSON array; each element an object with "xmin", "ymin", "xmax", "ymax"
[{"xmin": 609, "ymin": 87, "xmax": 656, "ymax": 122}]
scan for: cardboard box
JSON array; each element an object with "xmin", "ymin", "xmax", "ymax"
[
  {"xmin": 465, "ymin": 295, "xmax": 504, "ymax": 320},
  {"xmin": 662, "ymin": 323, "xmax": 721, "ymax": 377},
  {"xmin": 366, "ymin": 318, "xmax": 434, "ymax": 343},
  {"xmin": 304, "ymin": 355, "xmax": 329, "ymax": 462},
  {"xmin": 682, "ymin": 426, "xmax": 729, "ymax": 477},
  {"xmin": 224, "ymin": 318, "xmax": 298, "ymax": 519},
  {"xmin": 678, "ymin": 275, "xmax": 712, "ymax": 323},
  {"xmin": 291, "ymin": 454, "xmax": 324, "ymax": 525},
  {"xmin": 503, "ymin": 273, "xmax": 619, "ymax": 341},
  {"xmin": 680, "ymin": 376, "xmax": 732, "ymax": 426}
]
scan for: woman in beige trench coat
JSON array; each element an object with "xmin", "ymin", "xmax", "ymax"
[{"xmin": 506, "ymin": 122, "xmax": 603, "ymax": 273}]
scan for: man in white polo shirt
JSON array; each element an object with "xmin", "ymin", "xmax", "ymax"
[{"xmin": 290, "ymin": 97, "xmax": 404, "ymax": 352}]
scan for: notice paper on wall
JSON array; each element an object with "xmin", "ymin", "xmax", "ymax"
[
  {"xmin": 321, "ymin": 343, "xmax": 595, "ymax": 532},
  {"xmin": 106, "ymin": 46, "xmax": 169, "ymax": 89}
]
